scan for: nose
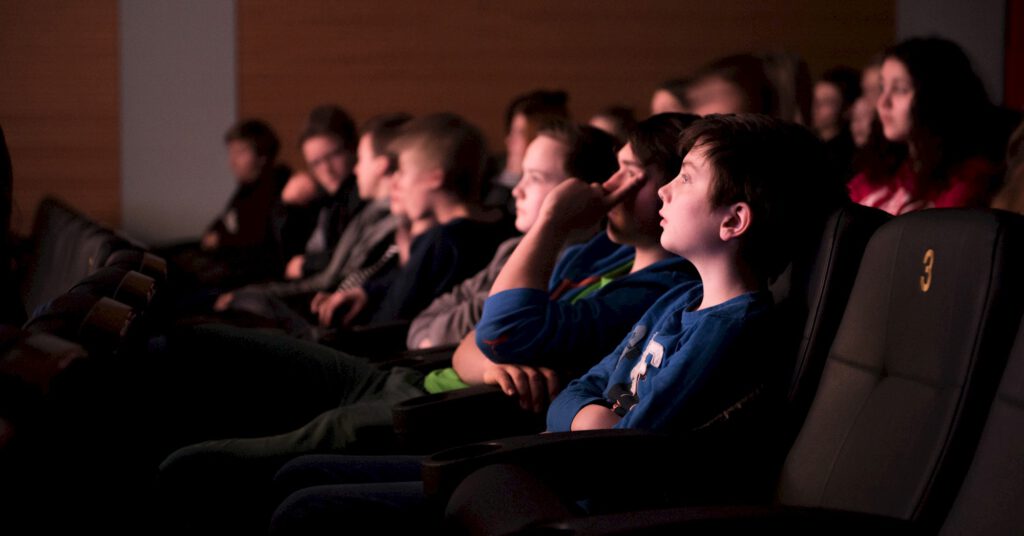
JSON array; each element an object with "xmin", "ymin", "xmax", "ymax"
[
  {"xmin": 658, "ymin": 183, "xmax": 670, "ymax": 203},
  {"xmin": 511, "ymin": 180, "xmax": 524, "ymax": 199},
  {"xmin": 876, "ymin": 88, "xmax": 891, "ymax": 112}
]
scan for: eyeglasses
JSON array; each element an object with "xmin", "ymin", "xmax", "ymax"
[{"xmin": 306, "ymin": 147, "xmax": 346, "ymax": 170}]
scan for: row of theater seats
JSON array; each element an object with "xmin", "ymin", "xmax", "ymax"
[
  {"xmin": 0, "ymin": 197, "xmax": 167, "ymax": 452},
  {"xmin": 404, "ymin": 208, "xmax": 1024, "ymax": 535}
]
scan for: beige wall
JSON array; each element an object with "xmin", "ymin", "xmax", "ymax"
[
  {"xmin": 238, "ymin": 0, "xmax": 895, "ymax": 168},
  {"xmin": 0, "ymin": 1, "xmax": 119, "ymax": 236}
]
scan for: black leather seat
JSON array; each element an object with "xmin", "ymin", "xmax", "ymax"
[
  {"xmin": 937, "ymin": 310, "xmax": 1024, "ymax": 534},
  {"xmin": 19, "ymin": 198, "xmax": 137, "ymax": 318},
  {"xmin": 439, "ymin": 209, "xmax": 1024, "ymax": 535}
]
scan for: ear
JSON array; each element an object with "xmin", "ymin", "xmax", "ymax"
[
  {"xmin": 424, "ymin": 167, "xmax": 446, "ymax": 191},
  {"xmin": 372, "ymin": 154, "xmax": 390, "ymax": 177},
  {"xmin": 719, "ymin": 201, "xmax": 752, "ymax": 242}
]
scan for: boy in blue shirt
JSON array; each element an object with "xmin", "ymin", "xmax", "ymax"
[{"xmin": 551, "ymin": 113, "xmax": 821, "ymax": 432}]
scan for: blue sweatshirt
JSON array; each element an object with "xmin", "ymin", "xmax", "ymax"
[
  {"xmin": 475, "ymin": 232, "xmax": 700, "ymax": 374},
  {"xmin": 546, "ymin": 284, "xmax": 774, "ymax": 433}
]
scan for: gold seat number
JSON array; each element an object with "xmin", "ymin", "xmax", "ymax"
[{"xmin": 920, "ymin": 249, "xmax": 935, "ymax": 292}]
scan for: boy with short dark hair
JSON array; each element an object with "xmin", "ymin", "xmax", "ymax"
[
  {"xmin": 180, "ymin": 118, "xmax": 287, "ymax": 287},
  {"xmin": 204, "ymin": 119, "xmax": 283, "ymax": 253},
  {"xmin": 285, "ymin": 105, "xmax": 362, "ymax": 279}
]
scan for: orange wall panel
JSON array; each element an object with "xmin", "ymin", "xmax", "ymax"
[
  {"xmin": 0, "ymin": 1, "xmax": 120, "ymax": 235},
  {"xmin": 238, "ymin": 0, "xmax": 895, "ymax": 168}
]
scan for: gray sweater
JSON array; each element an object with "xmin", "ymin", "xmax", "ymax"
[{"xmin": 238, "ymin": 198, "xmax": 395, "ymax": 298}]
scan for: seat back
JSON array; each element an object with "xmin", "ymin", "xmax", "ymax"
[
  {"xmin": 20, "ymin": 198, "xmax": 134, "ymax": 316},
  {"xmin": 778, "ymin": 209, "xmax": 1024, "ymax": 528},
  {"xmin": 769, "ymin": 202, "xmax": 890, "ymax": 435},
  {"xmin": 938, "ymin": 318, "xmax": 1024, "ymax": 534}
]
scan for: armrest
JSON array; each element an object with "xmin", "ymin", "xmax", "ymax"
[
  {"xmin": 77, "ymin": 297, "xmax": 135, "ymax": 357},
  {"xmin": 374, "ymin": 344, "xmax": 456, "ymax": 370},
  {"xmin": 521, "ymin": 505, "xmax": 920, "ymax": 535},
  {"xmin": 112, "ymin": 271, "xmax": 157, "ymax": 311},
  {"xmin": 422, "ymin": 429, "xmax": 670, "ymax": 502},
  {"xmin": 0, "ymin": 331, "xmax": 87, "ymax": 393},
  {"xmin": 392, "ymin": 384, "xmax": 545, "ymax": 453},
  {"xmin": 425, "ymin": 424, "xmax": 779, "ymax": 507},
  {"xmin": 320, "ymin": 320, "xmax": 410, "ymax": 356},
  {"xmin": 103, "ymin": 249, "xmax": 167, "ymax": 285}
]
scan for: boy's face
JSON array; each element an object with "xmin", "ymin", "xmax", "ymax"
[
  {"xmin": 812, "ymin": 81, "xmax": 843, "ymax": 133},
  {"xmin": 861, "ymin": 64, "xmax": 882, "ymax": 106},
  {"xmin": 392, "ymin": 145, "xmax": 440, "ymax": 221},
  {"xmin": 657, "ymin": 145, "xmax": 724, "ymax": 258},
  {"xmin": 512, "ymin": 135, "xmax": 569, "ymax": 233},
  {"xmin": 302, "ymin": 135, "xmax": 351, "ymax": 194},
  {"xmin": 605, "ymin": 143, "xmax": 663, "ymax": 247},
  {"xmin": 849, "ymin": 96, "xmax": 875, "ymax": 147},
  {"xmin": 354, "ymin": 134, "xmax": 389, "ymax": 200},
  {"xmin": 226, "ymin": 140, "xmax": 263, "ymax": 184}
]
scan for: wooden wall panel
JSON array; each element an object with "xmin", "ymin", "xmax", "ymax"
[
  {"xmin": 238, "ymin": 0, "xmax": 895, "ymax": 168},
  {"xmin": 0, "ymin": 1, "xmax": 119, "ymax": 236}
]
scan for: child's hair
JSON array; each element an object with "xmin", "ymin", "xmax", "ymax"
[
  {"xmin": 629, "ymin": 113, "xmax": 701, "ymax": 186},
  {"xmin": 592, "ymin": 105, "xmax": 637, "ymax": 145},
  {"xmin": 535, "ymin": 119, "xmax": 618, "ymax": 184},
  {"xmin": 758, "ymin": 50, "xmax": 812, "ymax": 124},
  {"xmin": 360, "ymin": 113, "xmax": 413, "ymax": 172},
  {"xmin": 224, "ymin": 119, "xmax": 280, "ymax": 161},
  {"xmin": 693, "ymin": 54, "xmax": 778, "ymax": 117},
  {"xmin": 820, "ymin": 66, "xmax": 863, "ymax": 117},
  {"xmin": 505, "ymin": 89, "xmax": 571, "ymax": 134},
  {"xmin": 392, "ymin": 113, "xmax": 489, "ymax": 202},
  {"xmin": 298, "ymin": 105, "xmax": 358, "ymax": 154},
  {"xmin": 678, "ymin": 114, "xmax": 848, "ymax": 280},
  {"xmin": 656, "ymin": 78, "xmax": 692, "ymax": 108},
  {"xmin": 862, "ymin": 37, "xmax": 998, "ymax": 196}
]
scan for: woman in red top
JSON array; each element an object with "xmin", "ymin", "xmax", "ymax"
[{"xmin": 848, "ymin": 37, "xmax": 1003, "ymax": 215}]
